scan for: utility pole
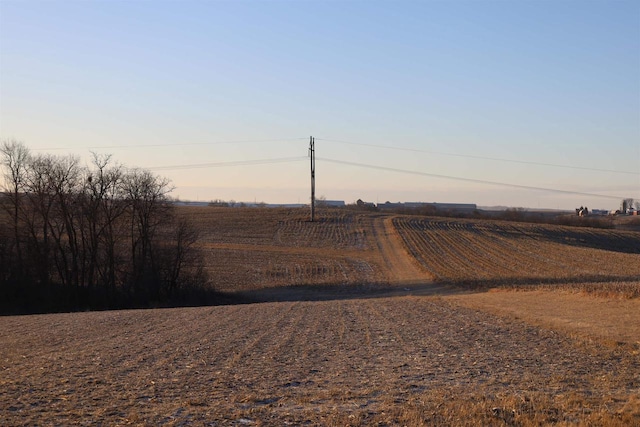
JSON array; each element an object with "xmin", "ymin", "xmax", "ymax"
[{"xmin": 309, "ymin": 136, "xmax": 315, "ymax": 222}]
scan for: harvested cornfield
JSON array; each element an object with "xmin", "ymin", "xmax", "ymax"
[
  {"xmin": 2, "ymin": 298, "xmax": 639, "ymax": 426},
  {"xmin": 392, "ymin": 216, "xmax": 640, "ymax": 296},
  {"xmin": 3, "ymin": 207, "xmax": 640, "ymax": 425}
]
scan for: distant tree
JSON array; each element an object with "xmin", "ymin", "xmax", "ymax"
[
  {"xmin": 502, "ymin": 208, "xmax": 526, "ymax": 221},
  {"xmin": 622, "ymin": 198, "xmax": 635, "ymax": 213},
  {"xmin": 208, "ymin": 199, "xmax": 229, "ymax": 207}
]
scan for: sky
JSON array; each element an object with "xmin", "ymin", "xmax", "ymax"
[{"xmin": 1, "ymin": 0, "xmax": 638, "ymax": 210}]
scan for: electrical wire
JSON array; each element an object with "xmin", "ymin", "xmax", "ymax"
[
  {"xmin": 317, "ymin": 157, "xmax": 630, "ymax": 200},
  {"xmin": 22, "ymin": 136, "xmax": 637, "ymax": 201},
  {"xmin": 31, "ymin": 138, "xmax": 308, "ymax": 151},
  {"xmin": 146, "ymin": 156, "xmax": 308, "ymax": 171},
  {"xmin": 316, "ymin": 138, "xmax": 639, "ymax": 176}
]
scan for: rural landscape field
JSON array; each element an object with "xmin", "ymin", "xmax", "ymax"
[{"xmin": 2, "ymin": 207, "xmax": 640, "ymax": 425}]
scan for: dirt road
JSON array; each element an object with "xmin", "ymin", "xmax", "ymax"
[{"xmin": 369, "ymin": 216, "xmax": 433, "ymax": 285}]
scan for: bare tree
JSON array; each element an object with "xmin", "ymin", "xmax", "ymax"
[
  {"xmin": 1, "ymin": 142, "xmax": 209, "ymax": 311},
  {"xmin": 21, "ymin": 153, "xmax": 57, "ymax": 287},
  {"xmin": 45, "ymin": 155, "xmax": 83, "ymax": 288},
  {"xmin": 0, "ymin": 140, "xmax": 30, "ymax": 275},
  {"xmin": 123, "ymin": 169, "xmax": 174, "ymax": 300},
  {"xmin": 156, "ymin": 218, "xmax": 201, "ymax": 297},
  {"xmin": 86, "ymin": 154, "xmax": 129, "ymax": 300}
]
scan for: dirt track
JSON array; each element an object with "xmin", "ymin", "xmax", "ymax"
[{"xmin": 369, "ymin": 216, "xmax": 433, "ymax": 285}]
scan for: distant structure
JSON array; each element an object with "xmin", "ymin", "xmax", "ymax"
[
  {"xmin": 321, "ymin": 200, "xmax": 346, "ymax": 207},
  {"xmin": 174, "ymin": 199, "xmax": 481, "ymax": 213},
  {"xmin": 377, "ymin": 201, "xmax": 477, "ymax": 213},
  {"xmin": 356, "ymin": 199, "xmax": 376, "ymax": 209},
  {"xmin": 575, "ymin": 206, "xmax": 589, "ymax": 216},
  {"xmin": 174, "ymin": 201, "xmax": 210, "ymax": 207}
]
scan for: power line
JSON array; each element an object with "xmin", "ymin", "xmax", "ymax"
[
  {"xmin": 309, "ymin": 136, "xmax": 315, "ymax": 222},
  {"xmin": 317, "ymin": 157, "xmax": 630, "ymax": 200},
  {"xmin": 146, "ymin": 156, "xmax": 308, "ymax": 171},
  {"xmin": 316, "ymin": 138, "xmax": 639, "ymax": 176},
  {"xmin": 31, "ymin": 137, "xmax": 308, "ymax": 151}
]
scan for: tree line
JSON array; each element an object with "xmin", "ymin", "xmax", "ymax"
[{"xmin": 0, "ymin": 140, "xmax": 210, "ymax": 313}]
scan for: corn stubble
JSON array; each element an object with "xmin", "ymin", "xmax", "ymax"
[{"xmin": 2, "ymin": 207, "xmax": 639, "ymax": 425}]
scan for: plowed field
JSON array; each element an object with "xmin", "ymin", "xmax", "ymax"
[
  {"xmin": 2, "ymin": 207, "xmax": 640, "ymax": 425},
  {"xmin": 3, "ymin": 298, "xmax": 639, "ymax": 426},
  {"xmin": 392, "ymin": 216, "xmax": 640, "ymax": 295}
]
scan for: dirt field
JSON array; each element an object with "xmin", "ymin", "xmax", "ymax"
[
  {"xmin": 2, "ymin": 207, "xmax": 640, "ymax": 425},
  {"xmin": 3, "ymin": 298, "xmax": 639, "ymax": 426}
]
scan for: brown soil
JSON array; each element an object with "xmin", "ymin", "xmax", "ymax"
[
  {"xmin": 369, "ymin": 216, "xmax": 433, "ymax": 284},
  {"xmin": 2, "ymin": 298, "xmax": 639, "ymax": 426},
  {"xmin": 3, "ymin": 207, "xmax": 640, "ymax": 425}
]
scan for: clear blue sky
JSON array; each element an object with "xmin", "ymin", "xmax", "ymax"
[{"xmin": 1, "ymin": 0, "xmax": 638, "ymax": 210}]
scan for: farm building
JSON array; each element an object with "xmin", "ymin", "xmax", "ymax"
[
  {"xmin": 321, "ymin": 200, "xmax": 346, "ymax": 207},
  {"xmin": 378, "ymin": 201, "xmax": 477, "ymax": 213}
]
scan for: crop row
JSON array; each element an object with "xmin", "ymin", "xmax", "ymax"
[
  {"xmin": 275, "ymin": 212, "xmax": 369, "ymax": 249},
  {"xmin": 392, "ymin": 217, "xmax": 640, "ymax": 285},
  {"xmin": 202, "ymin": 247, "xmax": 378, "ymax": 292},
  {"xmin": 179, "ymin": 207, "xmax": 371, "ymax": 249}
]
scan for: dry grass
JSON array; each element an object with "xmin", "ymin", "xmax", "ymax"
[
  {"xmin": 448, "ymin": 290, "xmax": 640, "ymax": 349},
  {"xmin": 3, "ymin": 207, "xmax": 640, "ymax": 425}
]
